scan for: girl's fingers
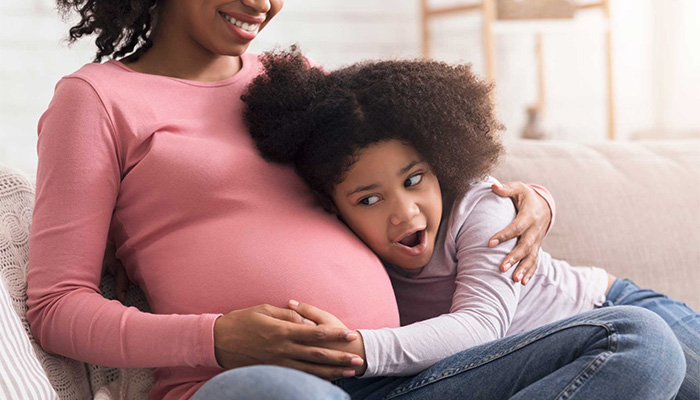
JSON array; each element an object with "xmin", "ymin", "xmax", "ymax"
[
  {"xmin": 289, "ymin": 300, "xmax": 334, "ymax": 325},
  {"xmin": 280, "ymin": 359, "xmax": 357, "ymax": 380},
  {"xmin": 287, "ymin": 343, "xmax": 363, "ymax": 368},
  {"xmin": 260, "ymin": 304, "xmax": 307, "ymax": 325},
  {"xmin": 288, "ymin": 324, "xmax": 358, "ymax": 343}
]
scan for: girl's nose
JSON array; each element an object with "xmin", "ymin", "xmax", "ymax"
[
  {"xmin": 390, "ymin": 196, "xmax": 420, "ymax": 226},
  {"xmin": 241, "ymin": 0, "xmax": 271, "ymax": 13}
]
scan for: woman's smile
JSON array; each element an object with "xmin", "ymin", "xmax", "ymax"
[{"xmin": 219, "ymin": 11, "xmax": 263, "ymax": 40}]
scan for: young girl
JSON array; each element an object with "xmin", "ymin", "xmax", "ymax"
[{"xmin": 242, "ymin": 48, "xmax": 698, "ymax": 399}]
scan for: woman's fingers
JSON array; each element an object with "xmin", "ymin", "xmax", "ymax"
[
  {"xmin": 280, "ymin": 359, "xmax": 357, "ymax": 380},
  {"xmin": 491, "ymin": 182, "xmax": 517, "ymax": 199},
  {"xmin": 511, "ymin": 253, "xmax": 538, "ymax": 284},
  {"xmin": 288, "ymin": 343, "xmax": 363, "ymax": 368},
  {"xmin": 114, "ymin": 266, "xmax": 130, "ymax": 303},
  {"xmin": 489, "ymin": 215, "xmax": 531, "ymax": 248}
]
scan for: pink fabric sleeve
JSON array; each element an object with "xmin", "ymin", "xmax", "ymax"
[
  {"xmin": 25, "ymin": 77, "xmax": 221, "ymax": 369},
  {"xmin": 528, "ymin": 184, "xmax": 556, "ymax": 235}
]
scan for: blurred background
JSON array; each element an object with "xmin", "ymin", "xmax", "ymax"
[{"xmin": 1, "ymin": 0, "xmax": 699, "ymax": 176}]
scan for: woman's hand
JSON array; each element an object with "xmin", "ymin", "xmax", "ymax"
[
  {"xmin": 288, "ymin": 300, "xmax": 367, "ymax": 376},
  {"xmin": 101, "ymin": 240, "xmax": 130, "ymax": 303},
  {"xmin": 213, "ymin": 304, "xmax": 364, "ymax": 380},
  {"xmin": 489, "ymin": 182, "xmax": 553, "ymax": 285}
]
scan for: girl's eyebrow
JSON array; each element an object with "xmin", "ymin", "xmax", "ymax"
[
  {"xmin": 398, "ymin": 160, "xmax": 422, "ymax": 176},
  {"xmin": 347, "ymin": 183, "xmax": 379, "ymax": 197},
  {"xmin": 346, "ymin": 160, "xmax": 423, "ymax": 197}
]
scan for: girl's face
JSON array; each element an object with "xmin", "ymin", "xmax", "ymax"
[
  {"xmin": 332, "ymin": 140, "xmax": 443, "ymax": 270},
  {"xmin": 160, "ymin": 0, "xmax": 283, "ymax": 56}
]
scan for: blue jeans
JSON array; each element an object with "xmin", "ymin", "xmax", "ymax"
[
  {"xmin": 600, "ymin": 278, "xmax": 700, "ymax": 400},
  {"xmin": 193, "ymin": 306, "xmax": 684, "ymax": 400},
  {"xmin": 192, "ymin": 365, "xmax": 350, "ymax": 400}
]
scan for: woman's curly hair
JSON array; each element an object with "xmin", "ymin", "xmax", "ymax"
[
  {"xmin": 242, "ymin": 46, "xmax": 504, "ymax": 209},
  {"xmin": 56, "ymin": 0, "xmax": 158, "ymax": 62}
]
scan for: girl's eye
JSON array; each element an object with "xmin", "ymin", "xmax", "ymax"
[
  {"xmin": 359, "ymin": 195, "xmax": 380, "ymax": 206},
  {"xmin": 405, "ymin": 173, "xmax": 423, "ymax": 187}
]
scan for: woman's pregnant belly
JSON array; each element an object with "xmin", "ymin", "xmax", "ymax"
[{"xmin": 117, "ymin": 204, "xmax": 400, "ymax": 331}]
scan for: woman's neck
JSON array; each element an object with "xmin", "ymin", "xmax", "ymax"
[
  {"xmin": 121, "ymin": 18, "xmax": 242, "ymax": 82},
  {"xmin": 123, "ymin": 47, "xmax": 242, "ymax": 82}
]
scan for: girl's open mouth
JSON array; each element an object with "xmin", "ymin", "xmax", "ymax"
[{"xmin": 394, "ymin": 229, "xmax": 428, "ymax": 257}]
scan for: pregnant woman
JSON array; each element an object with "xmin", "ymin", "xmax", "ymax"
[{"xmin": 26, "ymin": 0, "xmax": 685, "ymax": 399}]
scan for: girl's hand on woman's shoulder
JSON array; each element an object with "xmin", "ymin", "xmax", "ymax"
[
  {"xmin": 213, "ymin": 304, "xmax": 364, "ymax": 380},
  {"xmin": 489, "ymin": 181, "xmax": 553, "ymax": 285}
]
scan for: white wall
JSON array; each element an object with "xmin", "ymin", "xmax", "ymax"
[{"xmin": 1, "ymin": 0, "xmax": 698, "ymax": 176}]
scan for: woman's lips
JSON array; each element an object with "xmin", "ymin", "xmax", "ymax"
[
  {"xmin": 393, "ymin": 229, "xmax": 428, "ymax": 257},
  {"xmin": 219, "ymin": 11, "xmax": 259, "ymax": 41}
]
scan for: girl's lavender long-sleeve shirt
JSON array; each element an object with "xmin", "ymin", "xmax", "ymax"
[
  {"xmin": 26, "ymin": 54, "xmax": 401, "ymax": 400},
  {"xmin": 358, "ymin": 177, "xmax": 607, "ymax": 377}
]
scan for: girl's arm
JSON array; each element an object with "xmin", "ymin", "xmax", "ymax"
[{"xmin": 294, "ymin": 183, "xmax": 521, "ymax": 377}]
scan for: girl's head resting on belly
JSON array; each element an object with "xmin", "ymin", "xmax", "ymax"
[{"xmin": 241, "ymin": 46, "xmax": 504, "ymax": 269}]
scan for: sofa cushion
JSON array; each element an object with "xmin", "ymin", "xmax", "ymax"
[
  {"xmin": 494, "ymin": 139, "xmax": 700, "ymax": 310},
  {"xmin": 0, "ymin": 163, "xmax": 93, "ymax": 399},
  {"xmin": 0, "ymin": 278, "xmax": 58, "ymax": 399}
]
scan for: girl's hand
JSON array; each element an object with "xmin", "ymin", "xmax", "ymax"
[
  {"xmin": 101, "ymin": 240, "xmax": 130, "ymax": 303},
  {"xmin": 288, "ymin": 300, "xmax": 367, "ymax": 376},
  {"xmin": 213, "ymin": 304, "xmax": 364, "ymax": 380},
  {"xmin": 489, "ymin": 182, "xmax": 553, "ymax": 285}
]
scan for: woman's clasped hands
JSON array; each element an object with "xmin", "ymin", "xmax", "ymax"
[{"xmin": 212, "ymin": 303, "xmax": 364, "ymax": 380}]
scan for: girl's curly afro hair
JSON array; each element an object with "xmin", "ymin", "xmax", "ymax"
[
  {"xmin": 242, "ymin": 46, "xmax": 505, "ymax": 209},
  {"xmin": 56, "ymin": 0, "xmax": 158, "ymax": 62}
]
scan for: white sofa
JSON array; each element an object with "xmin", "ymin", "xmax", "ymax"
[{"xmin": 1, "ymin": 139, "xmax": 698, "ymax": 399}]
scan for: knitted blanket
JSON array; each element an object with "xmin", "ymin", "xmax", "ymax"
[{"xmin": 0, "ymin": 164, "xmax": 154, "ymax": 400}]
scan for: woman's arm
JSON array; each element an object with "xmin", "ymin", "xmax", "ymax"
[
  {"xmin": 293, "ymin": 183, "xmax": 521, "ymax": 377},
  {"xmin": 26, "ymin": 77, "xmax": 221, "ymax": 368},
  {"xmin": 26, "ymin": 77, "xmax": 362, "ymax": 378}
]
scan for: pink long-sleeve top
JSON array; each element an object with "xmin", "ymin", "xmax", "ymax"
[{"xmin": 26, "ymin": 53, "xmax": 401, "ymax": 400}]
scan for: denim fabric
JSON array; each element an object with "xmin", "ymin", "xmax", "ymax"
[
  {"xmin": 337, "ymin": 306, "xmax": 685, "ymax": 400},
  {"xmin": 193, "ymin": 307, "xmax": 685, "ymax": 400},
  {"xmin": 601, "ymin": 278, "xmax": 700, "ymax": 400},
  {"xmin": 192, "ymin": 365, "xmax": 350, "ymax": 400}
]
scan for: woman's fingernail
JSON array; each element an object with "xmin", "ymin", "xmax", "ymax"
[
  {"xmin": 303, "ymin": 318, "xmax": 316, "ymax": 326},
  {"xmin": 289, "ymin": 300, "xmax": 299, "ymax": 307},
  {"xmin": 523, "ymin": 277, "xmax": 530, "ymax": 285},
  {"xmin": 489, "ymin": 239, "xmax": 499, "ymax": 247},
  {"xmin": 343, "ymin": 370, "xmax": 356, "ymax": 377},
  {"xmin": 351, "ymin": 357, "xmax": 364, "ymax": 366},
  {"xmin": 502, "ymin": 261, "xmax": 511, "ymax": 271},
  {"xmin": 346, "ymin": 332, "xmax": 358, "ymax": 341},
  {"xmin": 516, "ymin": 272, "xmax": 523, "ymax": 281}
]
